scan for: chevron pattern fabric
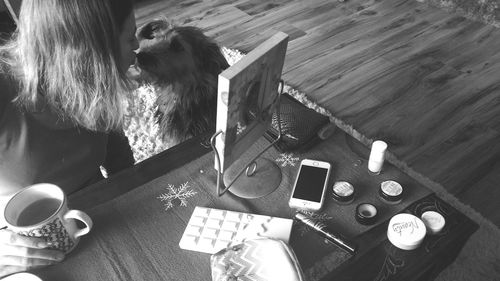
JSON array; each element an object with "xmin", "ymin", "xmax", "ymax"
[{"xmin": 211, "ymin": 238, "xmax": 304, "ymax": 281}]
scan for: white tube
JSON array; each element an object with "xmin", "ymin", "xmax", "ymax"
[{"xmin": 368, "ymin": 140, "xmax": 387, "ymax": 174}]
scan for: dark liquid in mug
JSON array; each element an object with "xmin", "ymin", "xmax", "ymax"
[{"xmin": 16, "ymin": 198, "xmax": 61, "ymax": 227}]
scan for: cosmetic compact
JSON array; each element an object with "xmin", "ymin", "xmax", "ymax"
[
  {"xmin": 332, "ymin": 181, "xmax": 355, "ymax": 203},
  {"xmin": 379, "ymin": 180, "xmax": 403, "ymax": 204},
  {"xmin": 355, "ymin": 203, "xmax": 378, "ymax": 225},
  {"xmin": 421, "ymin": 211, "xmax": 446, "ymax": 235}
]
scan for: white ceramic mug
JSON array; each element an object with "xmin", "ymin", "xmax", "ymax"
[{"xmin": 3, "ymin": 183, "xmax": 93, "ymax": 253}]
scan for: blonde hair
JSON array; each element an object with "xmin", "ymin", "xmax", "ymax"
[{"xmin": 1, "ymin": 0, "xmax": 135, "ymax": 131}]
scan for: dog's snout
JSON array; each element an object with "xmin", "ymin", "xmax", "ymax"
[{"xmin": 136, "ymin": 52, "xmax": 153, "ymax": 64}]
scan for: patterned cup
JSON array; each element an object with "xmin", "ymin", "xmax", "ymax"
[{"xmin": 3, "ymin": 183, "xmax": 93, "ymax": 253}]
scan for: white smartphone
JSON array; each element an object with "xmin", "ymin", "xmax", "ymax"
[{"xmin": 289, "ymin": 159, "xmax": 331, "ymax": 211}]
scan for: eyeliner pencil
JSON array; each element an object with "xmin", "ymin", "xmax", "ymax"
[{"xmin": 295, "ymin": 212, "xmax": 357, "ymax": 255}]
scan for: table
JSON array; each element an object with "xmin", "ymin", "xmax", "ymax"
[{"xmin": 35, "ymin": 129, "xmax": 478, "ymax": 281}]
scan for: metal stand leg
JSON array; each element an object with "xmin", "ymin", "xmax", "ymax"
[{"xmin": 211, "ymin": 80, "xmax": 285, "ymax": 197}]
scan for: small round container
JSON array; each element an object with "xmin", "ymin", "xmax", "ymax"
[
  {"xmin": 421, "ymin": 211, "xmax": 446, "ymax": 235},
  {"xmin": 355, "ymin": 203, "xmax": 378, "ymax": 225},
  {"xmin": 379, "ymin": 180, "xmax": 403, "ymax": 204},
  {"xmin": 332, "ymin": 181, "xmax": 355, "ymax": 203},
  {"xmin": 387, "ymin": 213, "xmax": 426, "ymax": 250}
]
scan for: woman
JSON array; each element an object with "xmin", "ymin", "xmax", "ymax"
[{"xmin": 0, "ymin": 0, "xmax": 139, "ymax": 277}]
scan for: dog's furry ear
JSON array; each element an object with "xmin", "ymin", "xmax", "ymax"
[
  {"xmin": 170, "ymin": 37, "xmax": 185, "ymax": 52},
  {"xmin": 137, "ymin": 19, "xmax": 172, "ymax": 40},
  {"xmin": 176, "ymin": 26, "xmax": 229, "ymax": 75},
  {"xmin": 202, "ymin": 39, "xmax": 230, "ymax": 75}
]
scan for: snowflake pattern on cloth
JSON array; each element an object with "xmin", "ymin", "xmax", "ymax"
[
  {"xmin": 297, "ymin": 211, "xmax": 333, "ymax": 236},
  {"xmin": 157, "ymin": 182, "xmax": 198, "ymax": 211},
  {"xmin": 236, "ymin": 121, "xmax": 247, "ymax": 135},
  {"xmin": 276, "ymin": 153, "xmax": 300, "ymax": 167}
]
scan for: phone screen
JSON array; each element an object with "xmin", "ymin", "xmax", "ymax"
[{"xmin": 292, "ymin": 165, "xmax": 329, "ymax": 202}]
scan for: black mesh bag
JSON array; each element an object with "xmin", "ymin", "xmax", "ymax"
[{"xmin": 264, "ymin": 93, "xmax": 332, "ymax": 152}]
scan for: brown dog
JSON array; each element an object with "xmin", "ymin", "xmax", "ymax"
[{"xmin": 135, "ymin": 19, "xmax": 229, "ymax": 144}]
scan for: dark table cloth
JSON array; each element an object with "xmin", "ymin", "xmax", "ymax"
[{"xmin": 35, "ymin": 131, "xmax": 477, "ymax": 281}]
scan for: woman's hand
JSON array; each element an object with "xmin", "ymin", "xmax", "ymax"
[{"xmin": 0, "ymin": 229, "xmax": 65, "ymax": 278}]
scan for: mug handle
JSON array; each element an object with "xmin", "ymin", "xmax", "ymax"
[{"xmin": 63, "ymin": 210, "xmax": 93, "ymax": 239}]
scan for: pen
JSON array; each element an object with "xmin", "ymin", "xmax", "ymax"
[{"xmin": 295, "ymin": 212, "xmax": 357, "ymax": 255}]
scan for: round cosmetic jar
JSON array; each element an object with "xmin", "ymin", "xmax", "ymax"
[{"xmin": 355, "ymin": 203, "xmax": 378, "ymax": 225}]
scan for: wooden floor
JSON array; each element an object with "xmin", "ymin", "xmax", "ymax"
[{"xmin": 135, "ymin": 0, "xmax": 500, "ymax": 226}]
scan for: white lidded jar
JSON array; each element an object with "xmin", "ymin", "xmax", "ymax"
[{"xmin": 387, "ymin": 213, "xmax": 426, "ymax": 250}]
